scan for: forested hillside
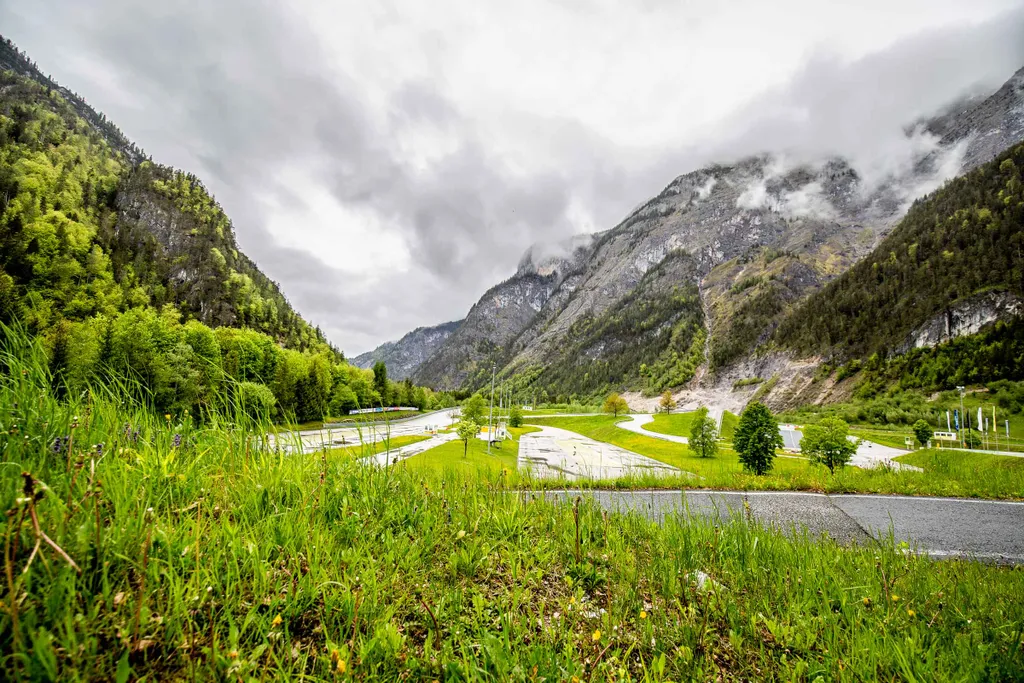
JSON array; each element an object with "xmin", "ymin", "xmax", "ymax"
[
  {"xmin": 777, "ymin": 143, "xmax": 1024, "ymax": 360},
  {"xmin": 509, "ymin": 250, "xmax": 706, "ymax": 400},
  {"xmin": 0, "ymin": 39, "xmax": 444, "ymax": 420}
]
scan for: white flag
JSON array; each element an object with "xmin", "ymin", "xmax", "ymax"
[{"xmin": 978, "ymin": 407, "xmax": 983, "ymax": 434}]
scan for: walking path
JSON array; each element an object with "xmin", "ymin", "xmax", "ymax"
[
  {"xmin": 617, "ymin": 414, "xmax": 688, "ymax": 444},
  {"xmin": 518, "ymin": 424, "xmax": 681, "ymax": 480},
  {"xmin": 270, "ymin": 409, "xmax": 458, "ymax": 454},
  {"xmin": 539, "ymin": 489, "xmax": 1024, "ymax": 563},
  {"xmin": 362, "ymin": 432, "xmax": 458, "ymax": 466}
]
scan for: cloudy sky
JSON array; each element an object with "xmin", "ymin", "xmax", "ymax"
[{"xmin": 3, "ymin": 1, "xmax": 1024, "ymax": 355}]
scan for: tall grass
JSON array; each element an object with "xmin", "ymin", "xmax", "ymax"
[{"xmin": 2, "ymin": 327, "xmax": 1023, "ymax": 680}]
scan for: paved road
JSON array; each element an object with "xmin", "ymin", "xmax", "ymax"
[
  {"xmin": 538, "ymin": 489, "xmax": 1024, "ymax": 563},
  {"xmin": 270, "ymin": 409, "xmax": 459, "ymax": 454},
  {"xmin": 618, "ymin": 414, "xmax": 688, "ymax": 444},
  {"xmin": 519, "ymin": 424, "xmax": 681, "ymax": 480}
]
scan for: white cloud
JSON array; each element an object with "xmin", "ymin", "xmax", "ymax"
[{"xmin": 3, "ymin": 0, "xmax": 1023, "ymax": 354}]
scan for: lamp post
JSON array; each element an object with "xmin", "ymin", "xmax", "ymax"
[
  {"xmin": 956, "ymin": 386, "xmax": 966, "ymax": 449},
  {"xmin": 487, "ymin": 363, "xmax": 496, "ymax": 454}
]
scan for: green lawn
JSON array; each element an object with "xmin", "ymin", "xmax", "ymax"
[
  {"xmin": 329, "ymin": 434, "xmax": 432, "ymax": 459},
  {"xmin": 642, "ymin": 411, "xmax": 696, "ymax": 438},
  {"xmin": 897, "ymin": 448, "xmax": 1024, "ymax": 478},
  {"xmin": 523, "ymin": 416, "xmax": 1024, "ymax": 499},
  {"xmin": 643, "ymin": 410, "xmax": 739, "ymax": 441},
  {"xmin": 400, "ymin": 426, "xmax": 540, "ymax": 477},
  {"xmin": 525, "ymin": 415, "xmax": 806, "ymax": 478}
]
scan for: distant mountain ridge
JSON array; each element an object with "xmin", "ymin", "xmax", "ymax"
[
  {"xmin": 352, "ymin": 319, "xmax": 462, "ymax": 379},
  {"xmin": 399, "ymin": 63, "xmax": 1024, "ymax": 398}
]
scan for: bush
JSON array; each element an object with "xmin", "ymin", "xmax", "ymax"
[{"xmin": 237, "ymin": 381, "xmax": 276, "ymax": 420}]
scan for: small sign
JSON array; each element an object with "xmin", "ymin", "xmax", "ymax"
[{"xmin": 933, "ymin": 431, "xmax": 958, "ymax": 442}]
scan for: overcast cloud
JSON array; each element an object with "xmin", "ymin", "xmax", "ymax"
[{"xmin": 3, "ymin": 0, "xmax": 1024, "ymax": 354}]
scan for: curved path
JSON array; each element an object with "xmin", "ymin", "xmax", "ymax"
[
  {"xmin": 617, "ymin": 414, "xmax": 688, "ymax": 444},
  {"xmin": 540, "ymin": 489, "xmax": 1024, "ymax": 564},
  {"xmin": 519, "ymin": 424, "xmax": 682, "ymax": 480},
  {"xmin": 618, "ymin": 415, "xmax": 917, "ymax": 471}
]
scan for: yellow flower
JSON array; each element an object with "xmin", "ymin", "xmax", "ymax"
[
  {"xmin": 272, "ymin": 614, "xmax": 283, "ymax": 627},
  {"xmin": 891, "ymin": 594, "xmax": 900, "ymax": 602},
  {"xmin": 907, "ymin": 609, "xmax": 915, "ymax": 618},
  {"xmin": 592, "ymin": 629, "xmax": 601, "ymax": 642},
  {"xmin": 863, "ymin": 597, "xmax": 871, "ymax": 606},
  {"xmin": 228, "ymin": 650, "xmax": 238, "ymax": 659},
  {"xmin": 337, "ymin": 659, "xmax": 346, "ymax": 673},
  {"xmin": 640, "ymin": 610, "xmax": 647, "ymax": 620},
  {"xmin": 572, "ymin": 677, "xmax": 580, "ymax": 683},
  {"xmin": 165, "ymin": 414, "xmax": 171, "ymax": 421}
]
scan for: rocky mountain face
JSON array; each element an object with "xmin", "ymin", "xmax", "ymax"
[
  {"xmin": 410, "ymin": 235, "xmax": 595, "ymax": 388},
  {"xmin": 352, "ymin": 319, "xmax": 462, "ymax": 379},
  {"xmin": 403, "ymin": 63, "xmax": 1024, "ymax": 399}
]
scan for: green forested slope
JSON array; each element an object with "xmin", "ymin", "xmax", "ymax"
[
  {"xmin": 776, "ymin": 143, "xmax": 1024, "ymax": 358},
  {"xmin": 519, "ymin": 250, "xmax": 705, "ymax": 400},
  {"xmin": 0, "ymin": 43, "xmax": 442, "ymax": 420}
]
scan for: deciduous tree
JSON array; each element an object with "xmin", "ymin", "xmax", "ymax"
[
  {"xmin": 801, "ymin": 417, "xmax": 857, "ymax": 473},
  {"xmin": 689, "ymin": 406, "xmax": 718, "ymax": 458},
  {"xmin": 603, "ymin": 393, "xmax": 628, "ymax": 417}
]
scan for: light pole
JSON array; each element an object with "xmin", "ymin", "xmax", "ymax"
[
  {"xmin": 487, "ymin": 363, "xmax": 496, "ymax": 454},
  {"xmin": 956, "ymin": 386, "xmax": 966, "ymax": 449}
]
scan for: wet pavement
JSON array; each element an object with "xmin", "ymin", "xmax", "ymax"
[{"xmin": 537, "ymin": 489, "xmax": 1024, "ymax": 563}]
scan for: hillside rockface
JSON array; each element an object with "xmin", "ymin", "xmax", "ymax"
[
  {"xmin": 351, "ymin": 320, "xmax": 462, "ymax": 380},
  {"xmin": 401, "ymin": 65, "xmax": 1024, "ymax": 402}
]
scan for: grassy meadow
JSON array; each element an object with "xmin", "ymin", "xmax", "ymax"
[
  {"xmin": 1, "ymin": 332, "xmax": 1023, "ymax": 680},
  {"xmin": 523, "ymin": 416, "xmax": 1024, "ymax": 499}
]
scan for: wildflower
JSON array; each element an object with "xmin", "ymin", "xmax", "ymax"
[
  {"xmin": 640, "ymin": 610, "xmax": 647, "ymax": 620},
  {"xmin": 863, "ymin": 597, "xmax": 871, "ymax": 606},
  {"xmin": 336, "ymin": 659, "xmax": 346, "ymax": 674},
  {"xmin": 95, "ymin": 442, "xmax": 104, "ymax": 455},
  {"xmin": 572, "ymin": 677, "xmax": 580, "ymax": 683},
  {"xmin": 456, "ymin": 530, "xmax": 466, "ymax": 539},
  {"xmin": 165, "ymin": 414, "xmax": 171, "ymax": 421},
  {"xmin": 592, "ymin": 629, "xmax": 601, "ymax": 642},
  {"xmin": 272, "ymin": 614, "xmax": 283, "ymax": 628},
  {"xmin": 228, "ymin": 650, "xmax": 239, "ymax": 659},
  {"xmin": 907, "ymin": 609, "xmax": 915, "ymax": 617},
  {"xmin": 173, "ymin": 433, "xmax": 182, "ymax": 448},
  {"xmin": 891, "ymin": 594, "xmax": 900, "ymax": 602}
]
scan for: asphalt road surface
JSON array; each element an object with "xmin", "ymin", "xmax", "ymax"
[
  {"xmin": 519, "ymin": 424, "xmax": 680, "ymax": 479},
  {"xmin": 538, "ymin": 489, "xmax": 1024, "ymax": 563},
  {"xmin": 269, "ymin": 409, "xmax": 459, "ymax": 454}
]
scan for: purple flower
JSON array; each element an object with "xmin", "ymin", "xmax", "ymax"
[
  {"xmin": 172, "ymin": 433, "xmax": 182, "ymax": 448},
  {"xmin": 95, "ymin": 442, "xmax": 104, "ymax": 455}
]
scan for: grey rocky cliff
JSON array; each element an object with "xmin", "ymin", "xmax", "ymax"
[
  {"xmin": 898, "ymin": 291, "xmax": 1024, "ymax": 354},
  {"xmin": 352, "ymin": 320, "xmax": 463, "ymax": 380}
]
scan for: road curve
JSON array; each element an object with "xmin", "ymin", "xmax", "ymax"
[
  {"xmin": 617, "ymin": 414, "xmax": 688, "ymax": 444},
  {"xmin": 537, "ymin": 489, "xmax": 1024, "ymax": 564}
]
